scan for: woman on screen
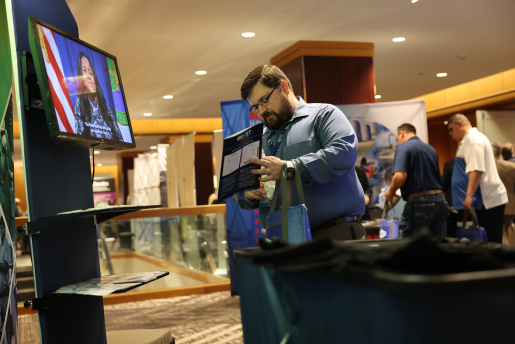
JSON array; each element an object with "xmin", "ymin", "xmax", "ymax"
[{"xmin": 74, "ymin": 52, "xmax": 123, "ymax": 141}]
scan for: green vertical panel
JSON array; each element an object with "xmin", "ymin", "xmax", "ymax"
[
  {"xmin": 0, "ymin": 1, "xmax": 12, "ymax": 102},
  {"xmin": 0, "ymin": 1, "xmax": 17, "ymax": 343}
]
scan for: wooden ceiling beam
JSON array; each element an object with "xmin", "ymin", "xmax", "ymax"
[
  {"xmin": 271, "ymin": 41, "xmax": 374, "ymax": 68},
  {"xmin": 411, "ymin": 68, "xmax": 515, "ymax": 119}
]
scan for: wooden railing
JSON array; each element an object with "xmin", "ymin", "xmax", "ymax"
[{"xmin": 14, "ymin": 204, "xmax": 226, "ymax": 227}]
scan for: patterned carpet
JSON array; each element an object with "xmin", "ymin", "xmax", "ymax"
[{"xmin": 19, "ymin": 292, "xmax": 243, "ymax": 344}]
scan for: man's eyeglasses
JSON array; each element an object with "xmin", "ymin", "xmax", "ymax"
[
  {"xmin": 249, "ymin": 82, "xmax": 281, "ymax": 114},
  {"xmin": 448, "ymin": 124, "xmax": 456, "ymax": 132}
]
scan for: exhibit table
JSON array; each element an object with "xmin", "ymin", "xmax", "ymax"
[{"xmin": 235, "ymin": 234, "xmax": 515, "ymax": 344}]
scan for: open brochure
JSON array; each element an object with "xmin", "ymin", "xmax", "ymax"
[
  {"xmin": 218, "ymin": 123, "xmax": 263, "ymax": 200},
  {"xmin": 52, "ymin": 271, "xmax": 168, "ymax": 296}
]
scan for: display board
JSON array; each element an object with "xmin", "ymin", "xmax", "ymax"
[
  {"xmin": 0, "ymin": 2, "xmax": 18, "ymax": 342},
  {"xmin": 337, "ymin": 100, "xmax": 427, "ymax": 203}
]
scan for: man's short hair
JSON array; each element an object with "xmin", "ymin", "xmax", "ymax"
[
  {"xmin": 502, "ymin": 142, "xmax": 514, "ymax": 160},
  {"xmin": 397, "ymin": 123, "xmax": 416, "ymax": 135},
  {"xmin": 448, "ymin": 113, "xmax": 471, "ymax": 126},
  {"xmin": 491, "ymin": 141, "xmax": 502, "ymax": 157},
  {"xmin": 240, "ymin": 65, "xmax": 293, "ymax": 100}
]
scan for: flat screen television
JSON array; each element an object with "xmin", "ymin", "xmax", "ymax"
[{"xmin": 28, "ymin": 17, "xmax": 136, "ymax": 150}]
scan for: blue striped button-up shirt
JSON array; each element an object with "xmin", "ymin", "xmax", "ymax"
[{"xmin": 237, "ymin": 97, "xmax": 365, "ymax": 227}]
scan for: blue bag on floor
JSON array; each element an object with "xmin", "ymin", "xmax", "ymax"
[
  {"xmin": 379, "ymin": 219, "xmax": 399, "ymax": 239},
  {"xmin": 266, "ymin": 161, "xmax": 312, "ymax": 244},
  {"xmin": 456, "ymin": 208, "xmax": 487, "ymax": 242},
  {"xmin": 379, "ymin": 201, "xmax": 400, "ymax": 239}
]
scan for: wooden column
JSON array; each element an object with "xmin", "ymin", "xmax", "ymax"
[
  {"xmin": 271, "ymin": 41, "xmax": 376, "ymax": 105},
  {"xmin": 117, "ymin": 151, "xmax": 146, "ymax": 205}
]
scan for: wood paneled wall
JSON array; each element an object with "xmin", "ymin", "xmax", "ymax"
[
  {"xmin": 276, "ymin": 55, "xmax": 375, "ymax": 105},
  {"xmin": 194, "ymin": 142, "xmax": 215, "ymax": 205},
  {"xmin": 303, "ymin": 56, "xmax": 375, "ymax": 105},
  {"xmin": 117, "ymin": 151, "xmax": 146, "ymax": 205},
  {"xmin": 271, "ymin": 41, "xmax": 375, "ymax": 105}
]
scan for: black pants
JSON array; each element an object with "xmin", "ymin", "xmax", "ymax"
[{"xmin": 475, "ymin": 204, "xmax": 505, "ymax": 244}]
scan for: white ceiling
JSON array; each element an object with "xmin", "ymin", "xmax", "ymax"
[
  {"xmin": 14, "ymin": 0, "xmax": 515, "ymax": 165},
  {"xmin": 65, "ymin": 0, "xmax": 515, "ymax": 120}
]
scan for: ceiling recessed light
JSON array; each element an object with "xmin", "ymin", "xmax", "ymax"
[
  {"xmin": 242, "ymin": 32, "xmax": 255, "ymax": 37},
  {"xmin": 94, "ymin": 151, "xmax": 100, "ymax": 154},
  {"xmin": 411, "ymin": 0, "xmax": 418, "ymax": 3},
  {"xmin": 195, "ymin": 71, "xmax": 207, "ymax": 75},
  {"xmin": 150, "ymin": 146, "xmax": 157, "ymax": 149},
  {"xmin": 375, "ymin": 95, "xmax": 382, "ymax": 99},
  {"xmin": 437, "ymin": 73, "xmax": 448, "ymax": 77},
  {"xmin": 143, "ymin": 113, "xmax": 152, "ymax": 116},
  {"xmin": 96, "ymin": 163, "xmax": 102, "ymax": 167},
  {"xmin": 163, "ymin": 95, "xmax": 173, "ymax": 99},
  {"xmin": 392, "ymin": 37, "xmax": 406, "ymax": 42}
]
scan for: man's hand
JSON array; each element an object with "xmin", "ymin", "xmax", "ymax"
[
  {"xmin": 385, "ymin": 188, "xmax": 395, "ymax": 201},
  {"xmin": 245, "ymin": 182, "xmax": 266, "ymax": 201},
  {"xmin": 464, "ymin": 195, "xmax": 474, "ymax": 210},
  {"xmin": 250, "ymin": 156, "xmax": 284, "ymax": 182}
]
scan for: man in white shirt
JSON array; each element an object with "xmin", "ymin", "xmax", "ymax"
[{"xmin": 448, "ymin": 114, "xmax": 508, "ymax": 243}]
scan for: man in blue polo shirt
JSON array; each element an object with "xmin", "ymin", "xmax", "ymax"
[{"xmin": 385, "ymin": 123, "xmax": 449, "ymax": 238}]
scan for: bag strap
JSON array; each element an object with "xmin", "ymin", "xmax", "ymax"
[
  {"xmin": 291, "ymin": 160, "xmax": 305, "ymax": 204},
  {"xmin": 382, "ymin": 200, "xmax": 390, "ymax": 220},
  {"xmin": 280, "ymin": 162, "xmax": 289, "ymax": 241},
  {"xmin": 269, "ymin": 178, "xmax": 281, "ymax": 213},
  {"xmin": 268, "ymin": 161, "xmax": 306, "ymax": 242},
  {"xmin": 462, "ymin": 207, "xmax": 480, "ymax": 241}
]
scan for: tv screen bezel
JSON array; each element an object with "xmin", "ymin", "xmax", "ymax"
[{"xmin": 28, "ymin": 16, "xmax": 136, "ymax": 150}]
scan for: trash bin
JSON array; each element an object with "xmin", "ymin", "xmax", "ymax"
[{"xmin": 235, "ymin": 234, "xmax": 515, "ymax": 344}]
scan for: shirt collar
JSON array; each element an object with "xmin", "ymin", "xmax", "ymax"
[
  {"xmin": 264, "ymin": 96, "xmax": 309, "ymax": 135},
  {"xmin": 462, "ymin": 127, "xmax": 478, "ymax": 141}
]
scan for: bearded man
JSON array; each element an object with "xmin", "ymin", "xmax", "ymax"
[{"xmin": 235, "ymin": 65, "xmax": 365, "ymax": 240}]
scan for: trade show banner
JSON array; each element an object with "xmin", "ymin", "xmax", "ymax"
[
  {"xmin": 93, "ymin": 177, "xmax": 116, "ymax": 207},
  {"xmin": 220, "ymin": 100, "xmax": 262, "ymax": 295},
  {"xmin": 0, "ymin": 2, "xmax": 18, "ymax": 342},
  {"xmin": 337, "ymin": 100, "xmax": 427, "ymax": 205}
]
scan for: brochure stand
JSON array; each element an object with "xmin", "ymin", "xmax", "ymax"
[{"xmin": 8, "ymin": 1, "xmax": 164, "ymax": 343}]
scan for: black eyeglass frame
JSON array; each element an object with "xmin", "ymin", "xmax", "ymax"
[{"xmin": 249, "ymin": 81, "xmax": 281, "ymax": 114}]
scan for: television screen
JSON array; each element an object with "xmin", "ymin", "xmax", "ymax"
[{"xmin": 28, "ymin": 17, "xmax": 135, "ymax": 150}]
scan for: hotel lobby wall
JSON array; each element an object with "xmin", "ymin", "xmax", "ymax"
[{"xmin": 279, "ymin": 56, "xmax": 376, "ymax": 105}]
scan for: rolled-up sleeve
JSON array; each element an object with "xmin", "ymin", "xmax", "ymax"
[{"xmin": 293, "ymin": 107, "xmax": 358, "ymax": 184}]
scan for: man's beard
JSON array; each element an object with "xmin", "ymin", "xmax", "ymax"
[{"xmin": 262, "ymin": 96, "xmax": 294, "ymax": 131}]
